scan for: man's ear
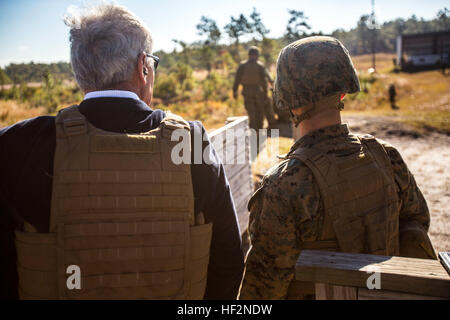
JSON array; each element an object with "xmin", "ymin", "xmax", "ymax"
[{"xmin": 137, "ymin": 52, "xmax": 147, "ymax": 82}]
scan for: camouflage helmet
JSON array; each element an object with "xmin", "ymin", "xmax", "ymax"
[
  {"xmin": 248, "ymin": 46, "xmax": 260, "ymax": 56},
  {"xmin": 273, "ymin": 36, "xmax": 360, "ymax": 124}
]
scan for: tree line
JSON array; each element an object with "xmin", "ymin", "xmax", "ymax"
[
  {"xmin": 0, "ymin": 7, "xmax": 448, "ymax": 87},
  {"xmin": 1, "ymin": 62, "xmax": 72, "ymax": 86}
]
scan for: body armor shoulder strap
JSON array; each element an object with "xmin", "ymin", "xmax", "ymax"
[
  {"xmin": 55, "ymin": 106, "xmax": 191, "ymax": 138},
  {"xmin": 357, "ymin": 134, "xmax": 395, "ymax": 177},
  {"xmin": 55, "ymin": 105, "xmax": 87, "ymax": 138},
  {"xmin": 159, "ymin": 111, "xmax": 191, "ymax": 140}
]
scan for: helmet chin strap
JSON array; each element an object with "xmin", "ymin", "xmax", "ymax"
[{"xmin": 291, "ymin": 94, "xmax": 344, "ymax": 127}]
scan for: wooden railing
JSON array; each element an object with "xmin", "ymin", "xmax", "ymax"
[
  {"xmin": 294, "ymin": 250, "xmax": 450, "ymax": 300},
  {"xmin": 209, "ymin": 116, "xmax": 253, "ymax": 235}
]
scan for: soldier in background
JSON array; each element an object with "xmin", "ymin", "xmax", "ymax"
[
  {"xmin": 239, "ymin": 36, "xmax": 437, "ymax": 300},
  {"xmin": 389, "ymin": 83, "xmax": 399, "ymax": 110},
  {"xmin": 233, "ymin": 46, "xmax": 276, "ymax": 131}
]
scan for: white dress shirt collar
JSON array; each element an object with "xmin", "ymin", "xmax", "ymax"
[{"xmin": 83, "ymin": 90, "xmax": 140, "ymax": 101}]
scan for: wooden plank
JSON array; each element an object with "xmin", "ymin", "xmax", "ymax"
[
  {"xmin": 224, "ymin": 163, "xmax": 251, "ymax": 182},
  {"xmin": 212, "ymin": 136, "xmax": 249, "ymax": 163},
  {"xmin": 209, "ymin": 116, "xmax": 248, "ymax": 141},
  {"xmin": 296, "ymin": 250, "xmax": 450, "ymax": 298},
  {"xmin": 209, "ymin": 116, "xmax": 252, "ymax": 236},
  {"xmin": 315, "ymin": 283, "xmax": 357, "ymax": 300},
  {"xmin": 358, "ymin": 288, "xmax": 447, "ymax": 300},
  {"xmin": 228, "ymin": 167, "xmax": 252, "ymax": 193},
  {"xmin": 233, "ymin": 191, "xmax": 252, "ymax": 216},
  {"xmin": 229, "ymin": 168, "xmax": 251, "ymax": 186},
  {"xmin": 212, "ymin": 131, "xmax": 247, "ymax": 154},
  {"xmin": 210, "ymin": 120, "xmax": 247, "ymax": 151},
  {"xmin": 233, "ymin": 198, "xmax": 250, "ymax": 217},
  {"xmin": 234, "ymin": 193, "xmax": 251, "ymax": 233},
  {"xmin": 238, "ymin": 211, "xmax": 249, "ymax": 235},
  {"xmin": 234, "ymin": 193, "xmax": 252, "ymax": 219},
  {"xmin": 216, "ymin": 148, "xmax": 250, "ymax": 167},
  {"xmin": 234, "ymin": 195, "xmax": 251, "ymax": 215}
]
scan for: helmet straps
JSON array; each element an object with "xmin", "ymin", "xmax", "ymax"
[{"xmin": 291, "ymin": 94, "xmax": 344, "ymax": 127}]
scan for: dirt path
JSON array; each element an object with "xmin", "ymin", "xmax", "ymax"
[{"xmin": 343, "ymin": 115, "xmax": 449, "ymax": 253}]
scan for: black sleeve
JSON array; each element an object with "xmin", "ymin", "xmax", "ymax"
[
  {"xmin": 189, "ymin": 121, "xmax": 245, "ymax": 300},
  {"xmin": 0, "ymin": 116, "xmax": 56, "ymax": 299},
  {"xmin": 0, "ymin": 116, "xmax": 56, "ymax": 231}
]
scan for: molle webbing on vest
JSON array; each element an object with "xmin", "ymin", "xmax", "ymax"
[
  {"xmin": 15, "ymin": 106, "xmax": 212, "ymax": 300},
  {"xmin": 289, "ymin": 133, "xmax": 400, "ymax": 256}
]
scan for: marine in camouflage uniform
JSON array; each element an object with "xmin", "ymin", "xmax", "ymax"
[
  {"xmin": 239, "ymin": 37, "xmax": 437, "ymax": 300},
  {"xmin": 233, "ymin": 46, "xmax": 276, "ymax": 130}
]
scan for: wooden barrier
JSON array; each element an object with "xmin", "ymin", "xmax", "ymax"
[
  {"xmin": 209, "ymin": 117, "xmax": 253, "ymax": 235},
  {"xmin": 294, "ymin": 250, "xmax": 450, "ymax": 300}
]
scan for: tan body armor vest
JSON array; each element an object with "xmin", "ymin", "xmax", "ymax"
[
  {"xmin": 286, "ymin": 133, "xmax": 400, "ymax": 299},
  {"xmin": 15, "ymin": 106, "xmax": 212, "ymax": 299},
  {"xmin": 290, "ymin": 133, "xmax": 400, "ymax": 256}
]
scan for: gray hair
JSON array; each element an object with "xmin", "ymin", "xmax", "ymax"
[{"xmin": 64, "ymin": 3, "xmax": 153, "ymax": 91}]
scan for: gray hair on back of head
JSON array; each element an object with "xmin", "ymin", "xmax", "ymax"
[{"xmin": 64, "ymin": 3, "xmax": 153, "ymax": 91}]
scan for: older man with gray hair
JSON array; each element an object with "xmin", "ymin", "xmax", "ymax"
[{"xmin": 0, "ymin": 3, "xmax": 244, "ymax": 300}]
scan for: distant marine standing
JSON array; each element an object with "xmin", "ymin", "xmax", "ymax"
[
  {"xmin": 239, "ymin": 36, "xmax": 437, "ymax": 300},
  {"xmin": 389, "ymin": 83, "xmax": 399, "ymax": 110},
  {"xmin": 233, "ymin": 46, "xmax": 276, "ymax": 131}
]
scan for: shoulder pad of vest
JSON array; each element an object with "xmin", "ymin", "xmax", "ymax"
[
  {"xmin": 55, "ymin": 105, "xmax": 81, "ymax": 122},
  {"xmin": 159, "ymin": 112, "xmax": 190, "ymax": 140},
  {"xmin": 161, "ymin": 112, "xmax": 190, "ymax": 130},
  {"xmin": 55, "ymin": 105, "xmax": 88, "ymax": 136}
]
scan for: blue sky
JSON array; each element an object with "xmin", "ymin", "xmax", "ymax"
[{"xmin": 0, "ymin": 0, "xmax": 447, "ymax": 67}]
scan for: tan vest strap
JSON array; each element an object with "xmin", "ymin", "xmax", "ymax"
[
  {"xmin": 55, "ymin": 105, "xmax": 88, "ymax": 137},
  {"xmin": 358, "ymin": 135, "xmax": 394, "ymax": 177},
  {"xmin": 289, "ymin": 149, "xmax": 335, "ymax": 210},
  {"xmin": 160, "ymin": 112, "xmax": 191, "ymax": 140}
]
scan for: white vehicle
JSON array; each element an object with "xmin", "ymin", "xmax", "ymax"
[{"xmin": 406, "ymin": 53, "xmax": 448, "ymax": 67}]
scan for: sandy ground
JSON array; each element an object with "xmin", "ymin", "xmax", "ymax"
[{"xmin": 342, "ymin": 114, "xmax": 449, "ymax": 254}]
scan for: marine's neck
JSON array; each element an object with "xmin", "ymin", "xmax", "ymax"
[{"xmin": 298, "ymin": 109, "xmax": 342, "ymax": 138}]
